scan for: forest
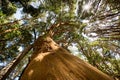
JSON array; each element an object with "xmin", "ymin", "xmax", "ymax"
[{"xmin": 0, "ymin": 0, "xmax": 120, "ymax": 80}]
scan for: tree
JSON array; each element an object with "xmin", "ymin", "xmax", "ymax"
[
  {"xmin": 20, "ymin": 35, "xmax": 113, "ymax": 80},
  {"xmin": 0, "ymin": 0, "xmax": 120, "ymax": 80}
]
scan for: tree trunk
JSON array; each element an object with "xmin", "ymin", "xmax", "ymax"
[
  {"xmin": 0, "ymin": 45, "xmax": 32, "ymax": 80},
  {"xmin": 20, "ymin": 36, "xmax": 113, "ymax": 80}
]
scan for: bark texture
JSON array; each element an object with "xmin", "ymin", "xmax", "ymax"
[{"xmin": 20, "ymin": 36, "xmax": 113, "ymax": 80}]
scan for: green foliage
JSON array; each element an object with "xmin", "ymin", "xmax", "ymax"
[
  {"xmin": 0, "ymin": 11, "xmax": 7, "ymax": 24},
  {"xmin": 0, "ymin": 0, "xmax": 120, "ymax": 80},
  {"xmin": 1, "ymin": 1, "xmax": 17, "ymax": 16},
  {"xmin": 19, "ymin": 29, "xmax": 32, "ymax": 44}
]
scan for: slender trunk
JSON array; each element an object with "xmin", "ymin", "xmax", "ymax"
[
  {"xmin": 20, "ymin": 36, "xmax": 113, "ymax": 80},
  {"xmin": 0, "ymin": 45, "xmax": 32, "ymax": 80}
]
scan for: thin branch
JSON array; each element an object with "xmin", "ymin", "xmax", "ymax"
[
  {"xmin": 33, "ymin": 28, "xmax": 37, "ymax": 40},
  {"xmin": 94, "ymin": 0, "xmax": 102, "ymax": 16},
  {"xmin": 0, "ymin": 28, "xmax": 18, "ymax": 35},
  {"xmin": 0, "ymin": 18, "xmax": 29, "ymax": 28}
]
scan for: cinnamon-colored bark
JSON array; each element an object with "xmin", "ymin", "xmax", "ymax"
[{"xmin": 20, "ymin": 36, "xmax": 113, "ymax": 80}]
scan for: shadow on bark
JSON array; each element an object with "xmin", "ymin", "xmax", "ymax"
[{"xmin": 20, "ymin": 36, "xmax": 113, "ymax": 80}]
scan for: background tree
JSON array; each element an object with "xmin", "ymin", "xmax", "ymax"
[{"xmin": 0, "ymin": 0, "xmax": 120, "ymax": 80}]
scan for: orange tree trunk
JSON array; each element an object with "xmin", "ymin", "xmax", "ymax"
[{"xmin": 20, "ymin": 36, "xmax": 113, "ymax": 80}]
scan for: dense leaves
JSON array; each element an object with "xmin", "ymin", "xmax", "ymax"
[{"xmin": 0, "ymin": 0, "xmax": 120, "ymax": 80}]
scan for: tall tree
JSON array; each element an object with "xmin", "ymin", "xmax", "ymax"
[
  {"xmin": 0, "ymin": 0, "xmax": 120, "ymax": 80},
  {"xmin": 20, "ymin": 35, "xmax": 113, "ymax": 80}
]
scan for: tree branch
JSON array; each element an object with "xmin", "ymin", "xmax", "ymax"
[{"xmin": 47, "ymin": 21, "xmax": 76, "ymax": 37}]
